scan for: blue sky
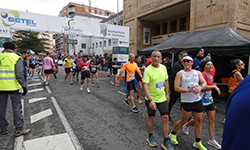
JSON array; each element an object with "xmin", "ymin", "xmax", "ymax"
[{"xmin": 1, "ymin": 0, "xmax": 123, "ymax": 16}]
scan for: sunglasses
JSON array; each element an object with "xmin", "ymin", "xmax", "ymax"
[
  {"xmin": 241, "ymin": 63, "xmax": 245, "ymax": 65},
  {"xmin": 183, "ymin": 60, "xmax": 191, "ymax": 63}
]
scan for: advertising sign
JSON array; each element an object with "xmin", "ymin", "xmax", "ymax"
[
  {"xmin": 0, "ymin": 37, "xmax": 10, "ymax": 48},
  {"xmin": 0, "ymin": 8, "xmax": 129, "ymax": 39},
  {"xmin": 65, "ymin": 39, "xmax": 78, "ymax": 45}
]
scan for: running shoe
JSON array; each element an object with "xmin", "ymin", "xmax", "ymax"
[
  {"xmin": 87, "ymin": 89, "xmax": 91, "ymax": 94},
  {"xmin": 222, "ymin": 118, "xmax": 225, "ymax": 124},
  {"xmin": 15, "ymin": 129, "xmax": 31, "ymax": 137},
  {"xmin": 97, "ymin": 84, "xmax": 100, "ymax": 88},
  {"xmin": 80, "ymin": 87, "xmax": 83, "ymax": 91},
  {"xmin": 161, "ymin": 140, "xmax": 173, "ymax": 150},
  {"xmin": 92, "ymin": 83, "xmax": 94, "ymax": 87},
  {"xmin": 31, "ymin": 76, "xmax": 33, "ymax": 80},
  {"xmin": 208, "ymin": 140, "xmax": 221, "ymax": 149},
  {"xmin": 115, "ymin": 83, "xmax": 119, "ymax": 87},
  {"xmin": 54, "ymin": 75, "xmax": 57, "ymax": 79},
  {"xmin": 193, "ymin": 141, "xmax": 207, "ymax": 150},
  {"xmin": 147, "ymin": 135, "xmax": 158, "ymax": 147},
  {"xmin": 1, "ymin": 129, "xmax": 8, "ymax": 135},
  {"xmin": 28, "ymin": 76, "xmax": 31, "ymax": 79},
  {"xmin": 123, "ymin": 99, "xmax": 129, "ymax": 106},
  {"xmin": 41, "ymin": 73, "xmax": 43, "ymax": 77},
  {"xmin": 71, "ymin": 82, "xmax": 74, "ymax": 85},
  {"xmin": 77, "ymin": 79, "xmax": 79, "ymax": 82},
  {"xmin": 182, "ymin": 123, "xmax": 189, "ymax": 135},
  {"xmin": 45, "ymin": 83, "xmax": 50, "ymax": 86},
  {"xmin": 110, "ymin": 81, "xmax": 114, "ymax": 85},
  {"xmin": 73, "ymin": 76, "xmax": 76, "ymax": 79},
  {"xmin": 169, "ymin": 133, "xmax": 179, "ymax": 145},
  {"xmin": 132, "ymin": 106, "xmax": 139, "ymax": 113},
  {"xmin": 136, "ymin": 97, "xmax": 143, "ymax": 103}
]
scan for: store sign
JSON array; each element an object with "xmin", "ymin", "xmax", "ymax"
[
  {"xmin": 0, "ymin": 37, "xmax": 10, "ymax": 48},
  {"xmin": 65, "ymin": 39, "xmax": 78, "ymax": 44}
]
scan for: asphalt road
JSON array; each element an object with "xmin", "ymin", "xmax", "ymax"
[{"xmin": 0, "ymin": 66, "xmax": 226, "ymax": 150}]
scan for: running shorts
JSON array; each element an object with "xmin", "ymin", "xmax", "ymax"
[
  {"xmin": 127, "ymin": 80, "xmax": 136, "ymax": 91},
  {"xmin": 29, "ymin": 64, "xmax": 35, "ymax": 69},
  {"xmin": 44, "ymin": 69, "xmax": 54, "ymax": 74},
  {"xmin": 113, "ymin": 69, "xmax": 118, "ymax": 75},
  {"xmin": 81, "ymin": 71, "xmax": 90, "ymax": 79},
  {"xmin": 145, "ymin": 100, "xmax": 169, "ymax": 116},
  {"xmin": 181, "ymin": 100, "xmax": 203, "ymax": 113},
  {"xmin": 65, "ymin": 68, "xmax": 73, "ymax": 74},
  {"xmin": 90, "ymin": 71, "xmax": 97, "ymax": 74},
  {"xmin": 203, "ymin": 103, "xmax": 215, "ymax": 112}
]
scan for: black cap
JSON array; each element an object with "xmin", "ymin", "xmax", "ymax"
[
  {"xmin": 3, "ymin": 42, "xmax": 15, "ymax": 50},
  {"xmin": 195, "ymin": 47, "xmax": 203, "ymax": 56}
]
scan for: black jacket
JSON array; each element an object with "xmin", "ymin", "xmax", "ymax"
[{"xmin": 170, "ymin": 60, "xmax": 184, "ymax": 90}]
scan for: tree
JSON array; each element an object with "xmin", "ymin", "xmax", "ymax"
[{"xmin": 12, "ymin": 31, "xmax": 45, "ymax": 54}]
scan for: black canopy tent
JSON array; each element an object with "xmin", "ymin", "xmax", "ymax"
[
  {"xmin": 138, "ymin": 27, "xmax": 250, "ymax": 56},
  {"xmin": 138, "ymin": 27, "xmax": 250, "ymax": 86}
]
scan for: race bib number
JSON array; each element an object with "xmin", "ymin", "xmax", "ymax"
[
  {"xmin": 202, "ymin": 91, "xmax": 213, "ymax": 105},
  {"xmin": 32, "ymin": 61, "xmax": 35, "ymax": 64},
  {"xmin": 55, "ymin": 60, "xmax": 58, "ymax": 63},
  {"xmin": 92, "ymin": 67, "xmax": 96, "ymax": 71},
  {"xmin": 155, "ymin": 81, "xmax": 165, "ymax": 90},
  {"xmin": 129, "ymin": 74, "xmax": 135, "ymax": 79},
  {"xmin": 70, "ymin": 68, "xmax": 73, "ymax": 72},
  {"xmin": 84, "ymin": 66, "xmax": 88, "ymax": 70}
]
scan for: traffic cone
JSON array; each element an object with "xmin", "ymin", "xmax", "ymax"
[
  {"xmin": 107, "ymin": 72, "xmax": 110, "ymax": 76},
  {"xmin": 99, "ymin": 71, "xmax": 102, "ymax": 75},
  {"xmin": 120, "ymin": 76, "xmax": 124, "ymax": 80}
]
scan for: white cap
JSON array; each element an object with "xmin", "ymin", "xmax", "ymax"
[{"xmin": 182, "ymin": 55, "xmax": 193, "ymax": 62}]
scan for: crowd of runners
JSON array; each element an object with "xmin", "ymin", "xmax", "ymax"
[{"xmin": 19, "ymin": 47, "xmax": 246, "ymax": 150}]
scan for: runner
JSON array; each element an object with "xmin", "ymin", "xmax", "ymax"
[
  {"xmin": 182, "ymin": 60, "xmax": 222, "ymax": 149},
  {"xmin": 90, "ymin": 56, "xmax": 100, "ymax": 87},
  {"xmin": 37, "ymin": 54, "xmax": 44, "ymax": 76},
  {"xmin": 110, "ymin": 58, "xmax": 120, "ymax": 86},
  {"xmin": 75, "ymin": 53, "xmax": 83, "ymax": 82},
  {"xmin": 169, "ymin": 55, "xmax": 208, "ymax": 150},
  {"xmin": 63, "ymin": 54, "xmax": 74, "ymax": 85},
  {"xmin": 135, "ymin": 55, "xmax": 145, "ymax": 103},
  {"xmin": 52, "ymin": 54, "xmax": 59, "ymax": 79},
  {"xmin": 143, "ymin": 51, "xmax": 173, "ymax": 150},
  {"xmin": 79, "ymin": 55, "xmax": 91, "ymax": 93},
  {"xmin": 28, "ymin": 52, "xmax": 36, "ymax": 80},
  {"xmin": 117, "ymin": 53, "xmax": 143, "ymax": 113},
  {"xmin": 43, "ymin": 52, "xmax": 55, "ymax": 86}
]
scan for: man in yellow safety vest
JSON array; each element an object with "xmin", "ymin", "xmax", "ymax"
[{"xmin": 0, "ymin": 42, "xmax": 31, "ymax": 136}]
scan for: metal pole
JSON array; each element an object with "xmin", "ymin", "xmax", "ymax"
[
  {"xmin": 171, "ymin": 52, "xmax": 174, "ymax": 67},
  {"xmin": 117, "ymin": 0, "xmax": 119, "ymax": 25}
]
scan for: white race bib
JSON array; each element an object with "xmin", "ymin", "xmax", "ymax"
[
  {"xmin": 129, "ymin": 74, "xmax": 135, "ymax": 79},
  {"xmin": 155, "ymin": 81, "xmax": 165, "ymax": 90},
  {"xmin": 84, "ymin": 66, "xmax": 88, "ymax": 70},
  {"xmin": 70, "ymin": 68, "xmax": 73, "ymax": 72},
  {"xmin": 92, "ymin": 67, "xmax": 96, "ymax": 71},
  {"xmin": 55, "ymin": 60, "xmax": 58, "ymax": 63}
]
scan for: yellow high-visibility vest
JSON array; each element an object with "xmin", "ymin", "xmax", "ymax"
[{"xmin": 0, "ymin": 52, "xmax": 22, "ymax": 91}]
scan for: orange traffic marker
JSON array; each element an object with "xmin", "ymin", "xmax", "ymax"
[
  {"xmin": 99, "ymin": 72, "xmax": 102, "ymax": 75},
  {"xmin": 107, "ymin": 73, "xmax": 110, "ymax": 76},
  {"xmin": 120, "ymin": 76, "xmax": 124, "ymax": 80}
]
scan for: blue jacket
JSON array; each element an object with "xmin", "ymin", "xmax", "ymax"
[
  {"xmin": 222, "ymin": 75, "xmax": 250, "ymax": 150},
  {"xmin": 192, "ymin": 57, "xmax": 202, "ymax": 71}
]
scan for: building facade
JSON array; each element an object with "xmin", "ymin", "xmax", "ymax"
[
  {"xmin": 123, "ymin": 0, "xmax": 250, "ymax": 54},
  {"xmin": 56, "ymin": 2, "xmax": 116, "ymax": 56},
  {"xmin": 37, "ymin": 32, "xmax": 54, "ymax": 53}
]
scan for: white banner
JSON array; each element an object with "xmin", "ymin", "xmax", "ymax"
[{"xmin": 0, "ymin": 8, "xmax": 129, "ymax": 39}]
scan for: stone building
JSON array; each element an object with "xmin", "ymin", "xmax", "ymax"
[{"xmin": 123, "ymin": 0, "xmax": 250, "ymax": 54}]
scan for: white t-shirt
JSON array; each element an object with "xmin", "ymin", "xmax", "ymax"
[{"xmin": 180, "ymin": 70, "xmax": 201, "ymax": 103}]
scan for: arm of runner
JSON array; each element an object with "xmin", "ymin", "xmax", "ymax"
[
  {"xmin": 117, "ymin": 70, "xmax": 124, "ymax": 84},
  {"xmin": 143, "ymin": 82, "xmax": 156, "ymax": 110},
  {"xmin": 174, "ymin": 71, "xmax": 195, "ymax": 93},
  {"xmin": 165, "ymin": 79, "xmax": 170, "ymax": 102},
  {"xmin": 234, "ymin": 71, "xmax": 244, "ymax": 82},
  {"xmin": 194, "ymin": 71, "xmax": 207, "ymax": 94},
  {"xmin": 51, "ymin": 60, "xmax": 55, "ymax": 70}
]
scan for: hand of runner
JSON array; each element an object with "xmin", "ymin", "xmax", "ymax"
[
  {"xmin": 215, "ymin": 86, "xmax": 221, "ymax": 95},
  {"xmin": 149, "ymin": 101, "xmax": 157, "ymax": 110},
  {"xmin": 193, "ymin": 86, "xmax": 201, "ymax": 94},
  {"xmin": 166, "ymin": 95, "xmax": 170, "ymax": 103},
  {"xmin": 189, "ymin": 85, "xmax": 196, "ymax": 93}
]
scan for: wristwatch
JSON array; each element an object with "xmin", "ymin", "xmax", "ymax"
[{"xmin": 148, "ymin": 99, "xmax": 152, "ymax": 103}]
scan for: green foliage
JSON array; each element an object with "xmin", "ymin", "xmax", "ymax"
[
  {"xmin": 104, "ymin": 53, "xmax": 108, "ymax": 58},
  {"xmin": 12, "ymin": 31, "xmax": 46, "ymax": 54}
]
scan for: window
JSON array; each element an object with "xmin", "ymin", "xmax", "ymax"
[
  {"xmin": 85, "ymin": 8, "xmax": 89, "ymax": 12},
  {"xmin": 170, "ymin": 20, "xmax": 177, "ymax": 33},
  {"xmin": 104, "ymin": 41, "xmax": 106, "ymax": 47},
  {"xmin": 102, "ymin": 12, "xmax": 105, "ymax": 15},
  {"xmin": 162, "ymin": 22, "xmax": 168, "ymax": 34},
  {"xmin": 91, "ymin": 9, "xmax": 95, "ymax": 13},
  {"xmin": 97, "ymin": 10, "xmax": 100, "ymax": 14},
  {"xmin": 108, "ymin": 39, "xmax": 111, "ymax": 46},
  {"xmin": 96, "ymin": 42, "xmax": 98, "ymax": 48},
  {"xmin": 106, "ymin": 12, "xmax": 110, "ymax": 16},
  {"xmin": 100, "ymin": 41, "xmax": 102, "ymax": 47},
  {"xmin": 155, "ymin": 24, "xmax": 160, "ymax": 36},
  {"xmin": 81, "ymin": 43, "xmax": 86, "ymax": 49},
  {"xmin": 180, "ymin": 17, "xmax": 186, "ymax": 31}
]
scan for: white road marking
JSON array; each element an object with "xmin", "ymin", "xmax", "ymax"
[
  {"xmin": 118, "ymin": 91, "xmax": 126, "ymax": 96},
  {"xmin": 23, "ymin": 133, "xmax": 75, "ymax": 150},
  {"xmin": 29, "ymin": 79, "xmax": 40, "ymax": 81},
  {"xmin": 28, "ymin": 88, "xmax": 44, "ymax": 93},
  {"xmin": 14, "ymin": 99, "xmax": 24, "ymax": 150},
  {"xmin": 29, "ymin": 97, "xmax": 47, "ymax": 103},
  {"xmin": 30, "ymin": 109, "xmax": 53, "ymax": 124},
  {"xmin": 28, "ymin": 83, "xmax": 42, "ymax": 86},
  {"xmin": 51, "ymin": 97, "xmax": 83, "ymax": 150}
]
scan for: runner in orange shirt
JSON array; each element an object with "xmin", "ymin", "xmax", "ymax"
[{"xmin": 117, "ymin": 53, "xmax": 143, "ymax": 113}]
